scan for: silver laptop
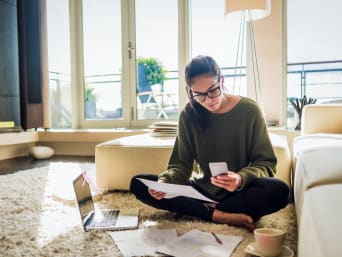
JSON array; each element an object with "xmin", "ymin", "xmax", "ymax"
[{"xmin": 73, "ymin": 172, "xmax": 139, "ymax": 231}]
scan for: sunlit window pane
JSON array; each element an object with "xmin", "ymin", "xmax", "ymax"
[
  {"xmin": 83, "ymin": 0, "xmax": 122, "ymax": 120},
  {"xmin": 190, "ymin": 0, "xmax": 247, "ymax": 96},
  {"xmin": 135, "ymin": 0, "xmax": 179, "ymax": 120},
  {"xmin": 287, "ymin": 0, "xmax": 342, "ymax": 129},
  {"xmin": 46, "ymin": 0, "xmax": 72, "ymax": 128}
]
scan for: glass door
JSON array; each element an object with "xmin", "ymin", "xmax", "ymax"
[
  {"xmin": 82, "ymin": 0, "xmax": 123, "ymax": 121},
  {"xmin": 134, "ymin": 0, "xmax": 179, "ymax": 121},
  {"xmin": 190, "ymin": 0, "xmax": 247, "ymax": 97},
  {"xmin": 47, "ymin": 0, "xmax": 181, "ymax": 129},
  {"xmin": 46, "ymin": 0, "xmax": 72, "ymax": 128}
]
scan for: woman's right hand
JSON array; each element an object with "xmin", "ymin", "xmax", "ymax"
[
  {"xmin": 148, "ymin": 189, "xmax": 166, "ymax": 200},
  {"xmin": 148, "ymin": 179, "xmax": 166, "ymax": 200}
]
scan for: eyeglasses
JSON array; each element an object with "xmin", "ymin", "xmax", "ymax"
[{"xmin": 190, "ymin": 81, "xmax": 222, "ymax": 103}]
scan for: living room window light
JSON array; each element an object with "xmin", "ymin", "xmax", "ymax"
[
  {"xmin": 286, "ymin": 0, "xmax": 342, "ymax": 129},
  {"xmin": 46, "ymin": 0, "xmax": 342, "ymax": 130}
]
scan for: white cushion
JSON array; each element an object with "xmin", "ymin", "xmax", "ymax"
[
  {"xmin": 301, "ymin": 104, "xmax": 342, "ymax": 135},
  {"xmin": 29, "ymin": 146, "xmax": 55, "ymax": 159},
  {"xmin": 294, "ymin": 146, "xmax": 342, "ymax": 226},
  {"xmin": 298, "ymin": 184, "xmax": 342, "ymax": 257}
]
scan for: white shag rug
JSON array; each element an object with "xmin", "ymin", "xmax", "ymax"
[{"xmin": 0, "ymin": 162, "xmax": 297, "ymax": 257}]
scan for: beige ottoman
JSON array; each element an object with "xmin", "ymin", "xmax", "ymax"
[
  {"xmin": 95, "ymin": 134, "xmax": 175, "ymax": 190},
  {"xmin": 95, "ymin": 132, "xmax": 292, "ymax": 191}
]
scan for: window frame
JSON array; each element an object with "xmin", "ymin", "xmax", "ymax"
[{"xmin": 66, "ymin": 0, "xmax": 189, "ymax": 129}]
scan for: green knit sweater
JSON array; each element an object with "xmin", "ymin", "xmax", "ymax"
[{"xmin": 158, "ymin": 97, "xmax": 277, "ymax": 201}]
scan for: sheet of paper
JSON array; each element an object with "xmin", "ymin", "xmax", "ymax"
[
  {"xmin": 109, "ymin": 227, "xmax": 178, "ymax": 257},
  {"xmin": 156, "ymin": 229, "xmax": 243, "ymax": 257},
  {"xmin": 137, "ymin": 178, "xmax": 217, "ymax": 203}
]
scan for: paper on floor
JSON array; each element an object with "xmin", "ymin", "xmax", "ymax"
[
  {"xmin": 156, "ymin": 229, "xmax": 243, "ymax": 257},
  {"xmin": 109, "ymin": 227, "xmax": 178, "ymax": 257}
]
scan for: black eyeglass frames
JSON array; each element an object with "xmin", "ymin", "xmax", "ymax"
[{"xmin": 190, "ymin": 79, "xmax": 222, "ymax": 103}]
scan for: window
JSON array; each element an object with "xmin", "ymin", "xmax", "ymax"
[
  {"xmin": 46, "ymin": 0, "xmax": 71, "ymax": 128},
  {"xmin": 49, "ymin": 1, "xmax": 317, "ymax": 130},
  {"xmin": 82, "ymin": 0, "xmax": 122, "ymax": 121},
  {"xmin": 47, "ymin": 0, "xmax": 248, "ymax": 129},
  {"xmin": 47, "ymin": 0, "xmax": 180, "ymax": 129},
  {"xmin": 190, "ymin": 0, "xmax": 247, "ymax": 96},
  {"xmin": 134, "ymin": 0, "xmax": 179, "ymax": 120},
  {"xmin": 287, "ymin": 0, "xmax": 342, "ymax": 129}
]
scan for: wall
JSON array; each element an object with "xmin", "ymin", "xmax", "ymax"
[{"xmin": 247, "ymin": 0, "xmax": 286, "ymax": 127}]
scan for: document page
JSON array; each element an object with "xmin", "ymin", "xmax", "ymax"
[
  {"xmin": 156, "ymin": 229, "xmax": 243, "ymax": 257},
  {"xmin": 137, "ymin": 178, "xmax": 217, "ymax": 203},
  {"xmin": 109, "ymin": 227, "xmax": 177, "ymax": 257}
]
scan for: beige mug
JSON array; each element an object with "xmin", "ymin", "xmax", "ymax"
[{"xmin": 254, "ymin": 228, "xmax": 286, "ymax": 257}]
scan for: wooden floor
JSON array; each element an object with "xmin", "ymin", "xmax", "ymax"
[{"xmin": 0, "ymin": 155, "xmax": 95, "ymax": 175}]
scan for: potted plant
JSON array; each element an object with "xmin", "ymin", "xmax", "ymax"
[
  {"xmin": 289, "ymin": 95, "xmax": 317, "ymax": 130},
  {"xmin": 137, "ymin": 57, "xmax": 166, "ymax": 86},
  {"xmin": 85, "ymin": 85, "xmax": 97, "ymax": 118}
]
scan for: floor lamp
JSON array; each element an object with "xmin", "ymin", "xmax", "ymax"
[{"xmin": 225, "ymin": 0, "xmax": 271, "ymax": 110}]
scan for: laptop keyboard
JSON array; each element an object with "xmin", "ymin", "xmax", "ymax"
[{"xmin": 92, "ymin": 210, "xmax": 119, "ymax": 227}]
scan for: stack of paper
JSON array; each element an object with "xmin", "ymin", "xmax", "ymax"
[
  {"xmin": 148, "ymin": 121, "xmax": 178, "ymax": 137},
  {"xmin": 156, "ymin": 229, "xmax": 243, "ymax": 257},
  {"xmin": 110, "ymin": 227, "xmax": 178, "ymax": 257},
  {"xmin": 109, "ymin": 228, "xmax": 243, "ymax": 257}
]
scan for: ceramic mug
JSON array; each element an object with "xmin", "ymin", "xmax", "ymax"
[{"xmin": 254, "ymin": 228, "xmax": 286, "ymax": 257}]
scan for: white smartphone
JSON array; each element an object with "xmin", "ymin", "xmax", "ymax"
[{"xmin": 209, "ymin": 162, "xmax": 228, "ymax": 177}]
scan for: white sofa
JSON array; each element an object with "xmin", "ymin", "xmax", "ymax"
[{"xmin": 293, "ymin": 104, "xmax": 342, "ymax": 257}]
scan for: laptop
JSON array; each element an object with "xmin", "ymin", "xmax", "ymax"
[{"xmin": 73, "ymin": 172, "xmax": 139, "ymax": 231}]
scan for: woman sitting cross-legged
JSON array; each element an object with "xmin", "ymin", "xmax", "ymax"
[{"xmin": 130, "ymin": 55, "xmax": 289, "ymax": 231}]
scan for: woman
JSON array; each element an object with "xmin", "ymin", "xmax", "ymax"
[{"xmin": 130, "ymin": 55, "xmax": 289, "ymax": 231}]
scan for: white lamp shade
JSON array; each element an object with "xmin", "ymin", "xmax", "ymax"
[{"xmin": 225, "ymin": 0, "xmax": 271, "ymax": 20}]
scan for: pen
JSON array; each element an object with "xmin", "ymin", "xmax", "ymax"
[{"xmin": 211, "ymin": 231, "xmax": 222, "ymax": 244}]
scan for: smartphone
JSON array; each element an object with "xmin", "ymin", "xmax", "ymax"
[{"xmin": 209, "ymin": 162, "xmax": 228, "ymax": 177}]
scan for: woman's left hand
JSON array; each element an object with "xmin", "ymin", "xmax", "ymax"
[{"xmin": 211, "ymin": 171, "xmax": 242, "ymax": 192}]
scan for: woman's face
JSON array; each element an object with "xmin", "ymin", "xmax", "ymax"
[{"xmin": 190, "ymin": 75, "xmax": 224, "ymax": 113}]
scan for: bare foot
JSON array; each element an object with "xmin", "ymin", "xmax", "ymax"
[{"xmin": 212, "ymin": 209, "xmax": 255, "ymax": 231}]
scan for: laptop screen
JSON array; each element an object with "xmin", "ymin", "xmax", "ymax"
[{"xmin": 73, "ymin": 173, "xmax": 95, "ymax": 221}]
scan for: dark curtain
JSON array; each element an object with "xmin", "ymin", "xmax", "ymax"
[{"xmin": 17, "ymin": 0, "xmax": 49, "ymax": 130}]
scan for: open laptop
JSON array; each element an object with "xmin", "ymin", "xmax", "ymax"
[{"xmin": 73, "ymin": 172, "xmax": 139, "ymax": 231}]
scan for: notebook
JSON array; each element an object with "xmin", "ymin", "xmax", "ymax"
[{"xmin": 73, "ymin": 172, "xmax": 139, "ymax": 231}]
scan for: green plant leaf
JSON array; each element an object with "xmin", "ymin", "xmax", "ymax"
[
  {"xmin": 137, "ymin": 57, "xmax": 166, "ymax": 85},
  {"xmin": 85, "ymin": 85, "xmax": 96, "ymax": 101}
]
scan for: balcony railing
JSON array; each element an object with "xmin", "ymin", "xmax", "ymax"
[
  {"xmin": 287, "ymin": 60, "xmax": 342, "ymax": 103},
  {"xmin": 48, "ymin": 60, "xmax": 342, "ymax": 128},
  {"xmin": 286, "ymin": 60, "xmax": 342, "ymax": 129}
]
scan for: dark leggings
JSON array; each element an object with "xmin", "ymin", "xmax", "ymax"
[{"xmin": 129, "ymin": 174, "xmax": 289, "ymax": 221}]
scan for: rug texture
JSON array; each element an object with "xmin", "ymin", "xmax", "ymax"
[{"xmin": 0, "ymin": 162, "xmax": 297, "ymax": 257}]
